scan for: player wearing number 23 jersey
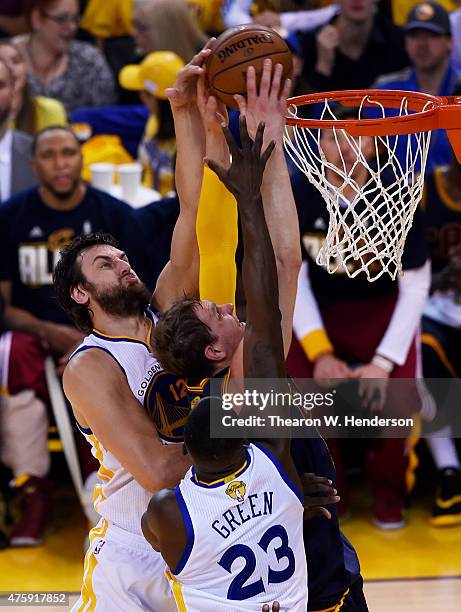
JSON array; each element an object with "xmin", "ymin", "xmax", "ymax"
[{"xmin": 167, "ymin": 441, "xmax": 307, "ymax": 611}]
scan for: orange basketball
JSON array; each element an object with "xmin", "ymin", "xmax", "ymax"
[{"xmin": 206, "ymin": 25, "xmax": 293, "ymax": 109}]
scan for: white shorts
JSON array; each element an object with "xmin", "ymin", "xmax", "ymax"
[{"xmin": 73, "ymin": 518, "xmax": 176, "ymax": 612}]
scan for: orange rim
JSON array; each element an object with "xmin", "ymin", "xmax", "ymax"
[
  {"xmin": 286, "ymin": 89, "xmax": 461, "ymax": 134},
  {"xmin": 285, "ymin": 89, "xmax": 461, "ymax": 161}
]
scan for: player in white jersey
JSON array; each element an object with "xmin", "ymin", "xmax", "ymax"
[
  {"xmin": 141, "ymin": 119, "xmax": 308, "ymax": 611},
  {"xmin": 52, "ymin": 43, "xmax": 219, "ymax": 611}
]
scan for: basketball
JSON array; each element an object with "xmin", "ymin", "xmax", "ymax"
[{"xmin": 206, "ymin": 25, "xmax": 293, "ymax": 109}]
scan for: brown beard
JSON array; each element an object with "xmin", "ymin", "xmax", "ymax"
[{"xmin": 86, "ymin": 278, "xmax": 152, "ymax": 319}]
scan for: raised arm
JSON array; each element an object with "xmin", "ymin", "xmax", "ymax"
[
  {"xmin": 207, "ymin": 118, "xmax": 284, "ymax": 380},
  {"xmin": 195, "ymin": 75, "xmax": 238, "ymax": 305},
  {"xmin": 207, "ymin": 118, "xmax": 293, "ymax": 464},
  {"xmin": 152, "ymin": 44, "xmax": 213, "ymax": 311},
  {"xmin": 63, "ymin": 350, "xmax": 191, "ymax": 491},
  {"xmin": 235, "ymin": 60, "xmax": 302, "ymax": 355}
]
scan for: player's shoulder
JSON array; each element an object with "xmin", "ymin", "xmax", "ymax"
[
  {"xmin": 147, "ymin": 488, "xmax": 179, "ymax": 523},
  {"xmin": 373, "ymin": 67, "xmax": 414, "ymax": 89},
  {"xmin": 65, "ymin": 344, "xmax": 123, "ymax": 384}
]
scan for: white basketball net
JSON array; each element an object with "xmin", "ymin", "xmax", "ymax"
[{"xmin": 284, "ymin": 94, "xmax": 433, "ymax": 281}]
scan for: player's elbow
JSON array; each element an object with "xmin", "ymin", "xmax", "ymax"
[
  {"xmin": 275, "ymin": 247, "xmax": 302, "ymax": 278},
  {"xmin": 141, "ymin": 462, "xmax": 179, "ymax": 492}
]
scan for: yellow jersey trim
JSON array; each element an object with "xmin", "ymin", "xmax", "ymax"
[
  {"xmin": 193, "ymin": 455, "xmax": 248, "ymax": 487},
  {"xmin": 92, "ymin": 317, "xmax": 153, "ymax": 351},
  {"xmin": 166, "ymin": 571, "xmax": 187, "ymax": 611}
]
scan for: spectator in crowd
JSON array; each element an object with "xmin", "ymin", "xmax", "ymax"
[
  {"xmin": 14, "ymin": 0, "xmax": 116, "ymax": 113},
  {"xmin": 186, "ymin": 0, "xmax": 225, "ymax": 35},
  {"xmin": 0, "ymin": 1, "xmax": 29, "ymax": 36},
  {"xmin": 119, "ymin": 51, "xmax": 184, "ymax": 196},
  {"xmin": 0, "ymin": 41, "xmax": 67, "ymax": 135},
  {"xmin": 418, "ymin": 143, "xmax": 461, "ymax": 526},
  {"xmin": 297, "ymin": 0, "xmax": 409, "ymax": 93},
  {"xmin": 374, "ymin": 1, "xmax": 461, "ymax": 173},
  {"xmin": 81, "ymin": 0, "xmax": 133, "ymax": 41},
  {"xmin": 450, "ymin": 7, "xmax": 461, "ymax": 69},
  {"xmin": 0, "ymin": 125, "xmax": 138, "ymax": 546},
  {"xmin": 223, "ymin": 0, "xmax": 338, "ymax": 33},
  {"xmin": 0, "ymin": 58, "xmax": 37, "ymax": 202},
  {"xmin": 132, "ymin": 0, "xmax": 208, "ymax": 63},
  {"xmin": 391, "ymin": 0, "xmax": 460, "ymax": 25},
  {"xmin": 287, "ymin": 107, "xmax": 430, "ymax": 528}
]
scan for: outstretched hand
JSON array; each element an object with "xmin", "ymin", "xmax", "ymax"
[
  {"xmin": 197, "ymin": 73, "xmax": 228, "ymax": 132},
  {"xmin": 234, "ymin": 58, "xmax": 291, "ymax": 146},
  {"xmin": 302, "ymin": 473, "xmax": 340, "ymax": 520},
  {"xmin": 165, "ymin": 39, "xmax": 216, "ymax": 109},
  {"xmin": 206, "ymin": 115, "xmax": 275, "ymax": 202}
]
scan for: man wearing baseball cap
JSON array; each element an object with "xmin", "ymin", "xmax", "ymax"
[
  {"xmin": 119, "ymin": 52, "xmax": 185, "ymax": 196},
  {"xmin": 404, "ymin": 1, "xmax": 451, "ymax": 36},
  {"xmin": 374, "ymin": 1, "xmax": 461, "ymax": 173}
]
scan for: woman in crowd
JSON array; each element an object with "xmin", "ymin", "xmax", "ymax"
[
  {"xmin": 0, "ymin": 40, "xmax": 66, "ymax": 134},
  {"xmin": 14, "ymin": 0, "xmax": 116, "ymax": 113},
  {"xmin": 132, "ymin": 0, "xmax": 208, "ymax": 63},
  {"xmin": 119, "ymin": 51, "xmax": 184, "ymax": 196}
]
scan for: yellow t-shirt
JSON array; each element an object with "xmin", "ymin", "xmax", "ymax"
[
  {"xmin": 196, "ymin": 167, "xmax": 238, "ymax": 305},
  {"xmin": 392, "ymin": 0, "xmax": 461, "ymax": 26},
  {"xmin": 186, "ymin": 0, "xmax": 225, "ymax": 32},
  {"xmin": 81, "ymin": 0, "xmax": 132, "ymax": 38}
]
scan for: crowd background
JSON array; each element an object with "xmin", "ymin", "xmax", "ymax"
[{"xmin": 0, "ymin": 0, "xmax": 460, "ymax": 554}]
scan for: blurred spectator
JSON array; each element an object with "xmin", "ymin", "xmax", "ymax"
[
  {"xmin": 287, "ymin": 107, "xmax": 430, "ymax": 527},
  {"xmin": 223, "ymin": 0, "xmax": 338, "ymax": 32},
  {"xmin": 374, "ymin": 1, "xmax": 460, "ymax": 173},
  {"xmin": 186, "ymin": 0, "xmax": 225, "ymax": 34},
  {"xmin": 391, "ymin": 0, "xmax": 461, "ymax": 25},
  {"xmin": 132, "ymin": 0, "xmax": 208, "ymax": 62},
  {"xmin": 0, "ymin": 59, "xmax": 37, "ymax": 201},
  {"xmin": 0, "ymin": 1, "xmax": 30, "ymax": 36},
  {"xmin": 119, "ymin": 51, "xmax": 185, "ymax": 196},
  {"xmin": 449, "ymin": 7, "xmax": 461, "ymax": 69},
  {"xmin": 0, "ymin": 126, "xmax": 139, "ymax": 545},
  {"xmin": 297, "ymin": 0, "xmax": 409, "ymax": 92},
  {"xmin": 14, "ymin": 0, "xmax": 116, "ymax": 113},
  {"xmin": 419, "ymin": 149, "xmax": 461, "ymax": 526},
  {"xmin": 81, "ymin": 0, "xmax": 133, "ymax": 40},
  {"xmin": 0, "ymin": 41, "xmax": 67, "ymax": 135}
]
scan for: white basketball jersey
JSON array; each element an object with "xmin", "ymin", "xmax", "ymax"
[
  {"xmin": 69, "ymin": 309, "xmax": 189, "ymax": 535},
  {"xmin": 168, "ymin": 443, "xmax": 308, "ymax": 612}
]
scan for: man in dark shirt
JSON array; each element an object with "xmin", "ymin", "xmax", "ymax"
[
  {"xmin": 0, "ymin": 126, "xmax": 139, "ymax": 546},
  {"xmin": 297, "ymin": 0, "xmax": 410, "ymax": 93},
  {"xmin": 287, "ymin": 121, "xmax": 430, "ymax": 528}
]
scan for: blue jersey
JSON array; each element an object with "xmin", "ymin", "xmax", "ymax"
[
  {"xmin": 292, "ymin": 171, "xmax": 428, "ymax": 306},
  {"xmin": 422, "ymin": 167, "xmax": 461, "ymax": 273},
  {"xmin": 0, "ymin": 186, "xmax": 138, "ymax": 324},
  {"xmin": 373, "ymin": 64, "xmax": 461, "ymax": 174}
]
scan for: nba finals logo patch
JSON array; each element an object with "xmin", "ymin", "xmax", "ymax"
[{"xmin": 226, "ymin": 480, "xmax": 246, "ymax": 502}]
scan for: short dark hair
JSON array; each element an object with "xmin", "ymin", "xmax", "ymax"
[
  {"xmin": 152, "ymin": 298, "xmax": 216, "ymax": 379},
  {"xmin": 32, "ymin": 125, "xmax": 80, "ymax": 155},
  {"xmin": 184, "ymin": 397, "xmax": 244, "ymax": 462},
  {"xmin": 53, "ymin": 233, "xmax": 119, "ymax": 332}
]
